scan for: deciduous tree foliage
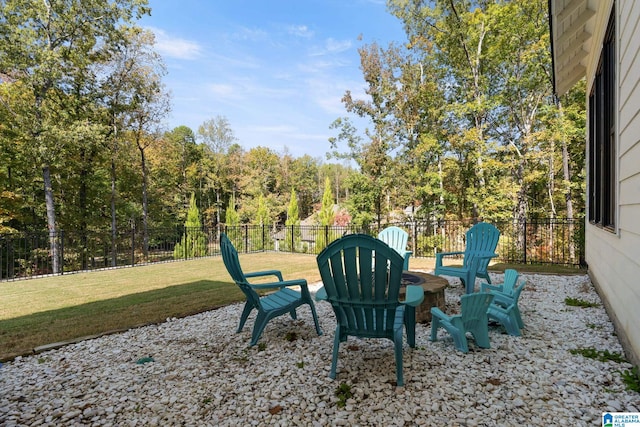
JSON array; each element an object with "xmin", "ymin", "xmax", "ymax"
[
  {"xmin": 0, "ymin": 0, "xmax": 151, "ymax": 270},
  {"xmin": 173, "ymin": 193, "xmax": 206, "ymax": 259},
  {"xmin": 0, "ymin": 0, "xmax": 586, "ymax": 255}
]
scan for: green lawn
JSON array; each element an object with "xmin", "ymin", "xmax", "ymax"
[
  {"xmin": 0, "ymin": 253, "xmax": 583, "ymax": 361},
  {"xmin": 0, "ymin": 253, "xmax": 322, "ymax": 361}
]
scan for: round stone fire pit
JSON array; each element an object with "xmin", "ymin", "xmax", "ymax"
[{"xmin": 399, "ymin": 271, "xmax": 449, "ymax": 323}]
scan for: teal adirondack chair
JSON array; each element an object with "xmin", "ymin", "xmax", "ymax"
[
  {"xmin": 434, "ymin": 222, "xmax": 500, "ymax": 294},
  {"xmin": 220, "ymin": 233, "xmax": 322, "ymax": 346},
  {"xmin": 430, "ymin": 292, "xmax": 495, "ymax": 353},
  {"xmin": 483, "ymin": 271, "xmax": 526, "ymax": 336},
  {"xmin": 315, "ymin": 234, "xmax": 424, "ymax": 386},
  {"xmin": 377, "ymin": 226, "xmax": 412, "ymax": 271},
  {"xmin": 481, "ymin": 268, "xmax": 519, "ymax": 295}
]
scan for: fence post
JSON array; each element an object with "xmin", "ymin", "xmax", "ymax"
[
  {"xmin": 60, "ymin": 230, "xmax": 64, "ymax": 275},
  {"xmin": 324, "ymin": 225, "xmax": 329, "ymax": 249},
  {"xmin": 131, "ymin": 225, "xmax": 136, "ymax": 266},
  {"xmin": 244, "ymin": 225, "xmax": 248, "ymax": 253}
]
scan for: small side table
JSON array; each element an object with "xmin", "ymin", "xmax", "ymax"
[{"xmin": 400, "ymin": 271, "xmax": 449, "ymax": 323}]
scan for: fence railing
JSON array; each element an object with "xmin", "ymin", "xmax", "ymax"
[{"xmin": 0, "ymin": 218, "xmax": 584, "ymax": 281}]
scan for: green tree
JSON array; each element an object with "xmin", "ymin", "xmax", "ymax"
[
  {"xmin": 173, "ymin": 193, "xmax": 207, "ymax": 259},
  {"xmin": 284, "ymin": 188, "xmax": 301, "ymax": 251},
  {"xmin": 197, "ymin": 116, "xmax": 237, "ymax": 227},
  {"xmin": 121, "ymin": 29, "xmax": 170, "ymax": 258},
  {"xmin": 319, "ymin": 177, "xmax": 335, "ymax": 226},
  {"xmin": 224, "ymin": 194, "xmax": 243, "ymax": 251},
  {"xmin": 286, "ymin": 189, "xmax": 300, "ymax": 226},
  {"xmin": 160, "ymin": 125, "xmax": 199, "ymax": 215},
  {"xmin": 315, "ymin": 177, "xmax": 338, "ymax": 252},
  {"xmin": 0, "ymin": 0, "xmax": 150, "ymax": 271}
]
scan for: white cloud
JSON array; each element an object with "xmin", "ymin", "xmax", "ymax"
[
  {"xmin": 309, "ymin": 38, "xmax": 352, "ymax": 56},
  {"xmin": 208, "ymin": 83, "xmax": 237, "ymax": 98},
  {"xmin": 148, "ymin": 27, "xmax": 202, "ymax": 60},
  {"xmin": 325, "ymin": 38, "xmax": 352, "ymax": 53},
  {"xmin": 287, "ymin": 24, "xmax": 314, "ymax": 38},
  {"xmin": 232, "ymin": 26, "xmax": 269, "ymax": 42}
]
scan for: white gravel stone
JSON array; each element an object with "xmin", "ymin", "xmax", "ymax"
[{"xmin": 0, "ymin": 272, "xmax": 638, "ymax": 426}]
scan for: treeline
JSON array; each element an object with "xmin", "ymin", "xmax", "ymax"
[{"xmin": 1, "ymin": 0, "xmax": 586, "ymax": 249}]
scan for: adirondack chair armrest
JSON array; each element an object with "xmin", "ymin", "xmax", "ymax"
[
  {"xmin": 315, "ymin": 286, "xmax": 328, "ymax": 301},
  {"xmin": 249, "ymin": 278, "xmax": 307, "ymax": 290},
  {"xmin": 401, "ymin": 284, "xmax": 425, "ymax": 307},
  {"xmin": 244, "ymin": 269, "xmax": 284, "ymax": 282},
  {"xmin": 480, "ymin": 282, "xmax": 503, "ymax": 293},
  {"xmin": 489, "ymin": 282, "xmax": 525, "ymax": 307},
  {"xmin": 435, "ymin": 251, "xmax": 465, "ymax": 267},
  {"xmin": 430, "ymin": 306, "xmax": 448, "ymax": 320},
  {"xmin": 489, "ymin": 291, "xmax": 513, "ymax": 307}
]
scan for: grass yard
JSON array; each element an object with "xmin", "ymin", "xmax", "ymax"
[
  {"xmin": 0, "ymin": 252, "xmax": 323, "ymax": 361},
  {"xmin": 0, "ymin": 253, "xmax": 583, "ymax": 362}
]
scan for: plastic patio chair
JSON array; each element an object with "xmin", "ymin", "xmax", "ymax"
[
  {"xmin": 377, "ymin": 226, "xmax": 412, "ymax": 271},
  {"xmin": 430, "ymin": 292, "xmax": 495, "ymax": 353},
  {"xmin": 480, "ymin": 268, "xmax": 519, "ymax": 295},
  {"xmin": 485, "ymin": 277, "xmax": 526, "ymax": 336},
  {"xmin": 315, "ymin": 234, "xmax": 424, "ymax": 386},
  {"xmin": 220, "ymin": 233, "xmax": 322, "ymax": 346},
  {"xmin": 434, "ymin": 222, "xmax": 500, "ymax": 294}
]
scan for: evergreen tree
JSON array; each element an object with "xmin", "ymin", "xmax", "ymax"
[
  {"xmin": 255, "ymin": 194, "xmax": 272, "ymax": 250},
  {"xmin": 316, "ymin": 178, "xmax": 337, "ymax": 252},
  {"xmin": 284, "ymin": 188, "xmax": 301, "ymax": 251},
  {"xmin": 224, "ymin": 194, "xmax": 243, "ymax": 251},
  {"xmin": 319, "ymin": 178, "xmax": 335, "ymax": 226},
  {"xmin": 173, "ymin": 193, "xmax": 207, "ymax": 259}
]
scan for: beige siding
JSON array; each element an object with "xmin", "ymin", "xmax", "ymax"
[{"xmin": 586, "ymin": 0, "xmax": 640, "ymax": 366}]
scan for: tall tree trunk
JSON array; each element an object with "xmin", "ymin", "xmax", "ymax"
[
  {"xmin": 110, "ymin": 158, "xmax": 118, "ymax": 267},
  {"xmin": 79, "ymin": 149, "xmax": 89, "ymax": 270},
  {"xmin": 511, "ymin": 143, "xmax": 528, "ymax": 261},
  {"xmin": 139, "ymin": 146, "xmax": 149, "ymax": 259},
  {"xmin": 43, "ymin": 165, "xmax": 60, "ymax": 273},
  {"xmin": 557, "ymin": 98, "xmax": 576, "ymax": 261}
]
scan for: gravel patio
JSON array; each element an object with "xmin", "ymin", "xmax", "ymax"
[{"xmin": 0, "ymin": 271, "xmax": 638, "ymax": 426}]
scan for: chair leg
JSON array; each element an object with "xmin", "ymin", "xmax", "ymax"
[
  {"xmin": 464, "ymin": 272, "xmax": 475, "ymax": 294},
  {"xmin": 237, "ymin": 303, "xmax": 254, "ymax": 333},
  {"xmin": 301, "ymin": 287, "xmax": 323, "ymax": 336},
  {"xmin": 307, "ymin": 301, "xmax": 323, "ymax": 336},
  {"xmin": 330, "ymin": 328, "xmax": 341, "ymax": 379},
  {"xmin": 451, "ymin": 331, "xmax": 469, "ymax": 353},
  {"xmin": 443, "ymin": 318, "xmax": 468, "ymax": 353},
  {"xmin": 515, "ymin": 307, "xmax": 525, "ymax": 329},
  {"xmin": 430, "ymin": 317, "xmax": 440, "ymax": 342},
  {"xmin": 503, "ymin": 316, "xmax": 521, "ymax": 336},
  {"xmin": 488, "ymin": 308, "xmax": 521, "ymax": 337},
  {"xmin": 289, "ymin": 309, "xmax": 298, "ymax": 320},
  {"xmin": 393, "ymin": 329, "xmax": 404, "ymax": 387},
  {"xmin": 404, "ymin": 306, "xmax": 416, "ymax": 348},
  {"xmin": 470, "ymin": 324, "xmax": 492, "ymax": 347},
  {"xmin": 249, "ymin": 312, "xmax": 270, "ymax": 346}
]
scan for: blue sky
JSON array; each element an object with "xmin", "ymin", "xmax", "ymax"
[{"xmin": 140, "ymin": 0, "xmax": 407, "ymax": 160}]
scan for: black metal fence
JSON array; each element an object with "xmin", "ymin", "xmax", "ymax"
[{"xmin": 0, "ymin": 218, "xmax": 584, "ymax": 281}]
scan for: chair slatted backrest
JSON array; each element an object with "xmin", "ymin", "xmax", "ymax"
[
  {"xmin": 220, "ymin": 233, "xmax": 261, "ymax": 308},
  {"xmin": 462, "ymin": 222, "xmax": 500, "ymax": 271},
  {"xmin": 502, "ymin": 269, "xmax": 519, "ymax": 294},
  {"xmin": 461, "ymin": 292, "xmax": 495, "ymax": 329},
  {"xmin": 317, "ymin": 234, "xmax": 404, "ymax": 338},
  {"xmin": 377, "ymin": 226, "xmax": 408, "ymax": 256}
]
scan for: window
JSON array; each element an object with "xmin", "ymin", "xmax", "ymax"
[{"xmin": 588, "ymin": 8, "xmax": 616, "ymax": 231}]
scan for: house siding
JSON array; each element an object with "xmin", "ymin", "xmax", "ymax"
[{"xmin": 586, "ymin": 0, "xmax": 640, "ymax": 366}]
